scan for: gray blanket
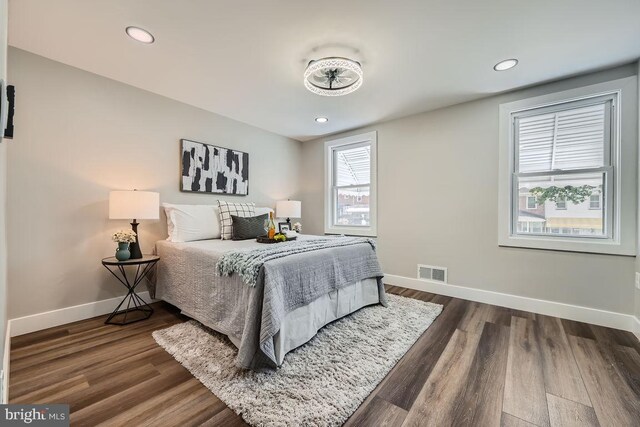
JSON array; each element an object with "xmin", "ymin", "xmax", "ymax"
[
  {"xmin": 217, "ymin": 236, "xmax": 377, "ymax": 287},
  {"xmin": 229, "ymin": 237, "xmax": 386, "ymax": 369}
]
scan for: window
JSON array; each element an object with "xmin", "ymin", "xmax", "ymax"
[
  {"xmin": 513, "ymin": 97, "xmax": 612, "ymax": 240},
  {"xmin": 498, "ymin": 76, "xmax": 637, "ymax": 255},
  {"xmin": 325, "ymin": 132, "xmax": 377, "ymax": 236},
  {"xmin": 555, "ymin": 197, "xmax": 567, "ymax": 210}
]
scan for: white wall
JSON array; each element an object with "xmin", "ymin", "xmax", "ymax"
[
  {"xmin": 301, "ymin": 64, "xmax": 638, "ymax": 315},
  {"xmin": 6, "ymin": 48, "xmax": 302, "ymax": 319},
  {"xmin": 0, "ymin": 0, "xmax": 9, "ymax": 404}
]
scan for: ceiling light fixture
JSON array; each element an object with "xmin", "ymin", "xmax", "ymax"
[
  {"xmin": 315, "ymin": 117, "xmax": 329, "ymax": 123},
  {"xmin": 493, "ymin": 58, "xmax": 518, "ymax": 71},
  {"xmin": 304, "ymin": 57, "xmax": 363, "ymax": 96},
  {"xmin": 125, "ymin": 26, "xmax": 155, "ymax": 44}
]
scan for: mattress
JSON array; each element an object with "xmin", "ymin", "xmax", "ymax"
[{"xmin": 154, "ymin": 237, "xmax": 381, "ymax": 365}]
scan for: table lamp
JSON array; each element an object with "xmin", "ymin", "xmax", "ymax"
[
  {"xmin": 109, "ymin": 190, "xmax": 159, "ymax": 259},
  {"xmin": 276, "ymin": 200, "xmax": 301, "ymax": 227}
]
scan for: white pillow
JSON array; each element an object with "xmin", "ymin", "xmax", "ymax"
[
  {"xmin": 162, "ymin": 203, "xmax": 221, "ymax": 242},
  {"xmin": 255, "ymin": 207, "xmax": 274, "ymax": 217}
]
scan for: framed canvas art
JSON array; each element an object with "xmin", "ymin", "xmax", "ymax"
[{"xmin": 180, "ymin": 139, "xmax": 249, "ymax": 195}]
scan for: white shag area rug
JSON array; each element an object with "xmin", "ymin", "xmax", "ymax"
[{"xmin": 152, "ymin": 294, "xmax": 442, "ymax": 427}]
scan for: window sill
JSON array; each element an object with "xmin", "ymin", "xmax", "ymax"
[
  {"xmin": 325, "ymin": 233, "xmax": 377, "ymax": 238},
  {"xmin": 499, "ymin": 235, "xmax": 635, "ymax": 256},
  {"xmin": 324, "ymin": 226, "xmax": 377, "ymax": 238}
]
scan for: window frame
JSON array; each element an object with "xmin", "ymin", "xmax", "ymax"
[
  {"xmin": 510, "ymin": 95, "xmax": 614, "ymax": 240},
  {"xmin": 498, "ymin": 76, "xmax": 637, "ymax": 256},
  {"xmin": 526, "ymin": 196, "xmax": 537, "ymax": 210},
  {"xmin": 324, "ymin": 131, "xmax": 377, "ymax": 237},
  {"xmin": 555, "ymin": 196, "xmax": 568, "ymax": 210}
]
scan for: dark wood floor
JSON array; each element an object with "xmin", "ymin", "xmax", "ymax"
[{"xmin": 9, "ymin": 285, "xmax": 640, "ymax": 426}]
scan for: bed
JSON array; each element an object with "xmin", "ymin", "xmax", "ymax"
[{"xmin": 153, "ymin": 234, "xmax": 386, "ymax": 370}]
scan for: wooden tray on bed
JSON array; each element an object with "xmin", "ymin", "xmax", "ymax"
[{"xmin": 256, "ymin": 235, "xmax": 297, "ymax": 244}]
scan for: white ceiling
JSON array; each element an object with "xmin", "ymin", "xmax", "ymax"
[{"xmin": 8, "ymin": 0, "xmax": 640, "ymax": 141}]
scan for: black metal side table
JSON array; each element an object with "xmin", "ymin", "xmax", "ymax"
[{"xmin": 101, "ymin": 255, "xmax": 159, "ymax": 325}]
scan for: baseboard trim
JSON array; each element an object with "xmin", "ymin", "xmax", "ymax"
[
  {"xmin": 8, "ymin": 291, "xmax": 155, "ymax": 337},
  {"xmin": 385, "ymin": 274, "xmax": 638, "ymax": 333},
  {"xmin": 7, "ymin": 279, "xmax": 639, "ymax": 338},
  {"xmin": 633, "ymin": 316, "xmax": 640, "ymax": 341},
  {"xmin": 2, "ymin": 321, "xmax": 10, "ymax": 404}
]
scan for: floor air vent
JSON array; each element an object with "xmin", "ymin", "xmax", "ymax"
[{"xmin": 417, "ymin": 264, "xmax": 448, "ymax": 283}]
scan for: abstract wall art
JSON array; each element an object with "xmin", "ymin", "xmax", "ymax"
[{"xmin": 180, "ymin": 139, "xmax": 249, "ymax": 195}]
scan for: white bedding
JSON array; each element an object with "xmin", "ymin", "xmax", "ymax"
[{"xmin": 154, "ymin": 237, "xmax": 381, "ymax": 365}]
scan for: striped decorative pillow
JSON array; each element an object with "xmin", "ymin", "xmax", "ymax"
[{"xmin": 217, "ymin": 201, "xmax": 255, "ymax": 240}]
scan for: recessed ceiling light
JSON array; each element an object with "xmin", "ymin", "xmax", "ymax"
[
  {"xmin": 315, "ymin": 117, "xmax": 329, "ymax": 123},
  {"xmin": 125, "ymin": 26, "xmax": 155, "ymax": 44},
  {"xmin": 494, "ymin": 59, "xmax": 518, "ymax": 71}
]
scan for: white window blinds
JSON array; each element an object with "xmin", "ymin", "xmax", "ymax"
[
  {"xmin": 517, "ymin": 103, "xmax": 606, "ymax": 173},
  {"xmin": 335, "ymin": 145, "xmax": 371, "ymax": 186}
]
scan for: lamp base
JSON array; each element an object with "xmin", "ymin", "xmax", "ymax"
[{"xmin": 129, "ymin": 220, "xmax": 143, "ymax": 259}]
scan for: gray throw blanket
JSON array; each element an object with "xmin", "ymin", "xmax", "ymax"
[
  {"xmin": 220, "ymin": 236, "xmax": 386, "ymax": 369},
  {"xmin": 217, "ymin": 236, "xmax": 376, "ymax": 287}
]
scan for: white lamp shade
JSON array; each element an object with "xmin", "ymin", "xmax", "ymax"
[
  {"xmin": 109, "ymin": 191, "xmax": 159, "ymax": 220},
  {"xmin": 276, "ymin": 200, "xmax": 301, "ymax": 219}
]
